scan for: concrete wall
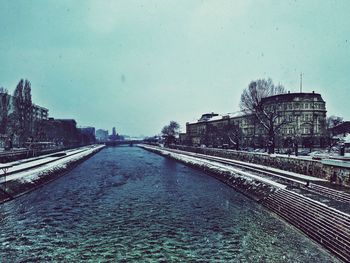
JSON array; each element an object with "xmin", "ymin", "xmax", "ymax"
[{"xmin": 170, "ymin": 145, "xmax": 350, "ymax": 187}]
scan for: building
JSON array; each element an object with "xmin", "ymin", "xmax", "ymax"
[
  {"xmin": 32, "ymin": 104, "xmax": 49, "ymax": 121},
  {"xmin": 181, "ymin": 92, "xmax": 327, "ymax": 149},
  {"xmin": 330, "ymin": 121, "xmax": 350, "ymax": 137},
  {"xmin": 79, "ymin": 127, "xmax": 96, "ymax": 145},
  {"xmin": 0, "ymin": 92, "xmax": 49, "ymax": 147},
  {"xmin": 184, "ymin": 111, "xmax": 254, "ymax": 148},
  {"xmin": 38, "ymin": 118, "xmax": 81, "ymax": 146},
  {"xmin": 95, "ymin": 129, "xmax": 109, "ymax": 142},
  {"xmin": 0, "ymin": 93, "xmax": 49, "ymax": 122},
  {"xmin": 329, "ymin": 121, "xmax": 350, "ymax": 147},
  {"xmin": 109, "ymin": 126, "xmax": 124, "ymax": 141}
]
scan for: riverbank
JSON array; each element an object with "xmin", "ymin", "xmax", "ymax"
[
  {"xmin": 140, "ymin": 144, "xmax": 350, "ymax": 262},
  {"xmin": 168, "ymin": 145, "xmax": 350, "ymax": 187},
  {"xmin": 0, "ymin": 145, "xmax": 90, "ymax": 163},
  {"xmin": 0, "ymin": 144, "xmax": 105, "ymax": 204}
]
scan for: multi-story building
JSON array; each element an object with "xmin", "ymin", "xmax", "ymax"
[
  {"xmin": 0, "ymin": 92, "xmax": 49, "ymax": 146},
  {"xmin": 38, "ymin": 118, "xmax": 81, "ymax": 146},
  {"xmin": 261, "ymin": 91, "xmax": 327, "ymax": 148},
  {"xmin": 95, "ymin": 129, "xmax": 109, "ymax": 142},
  {"xmin": 0, "ymin": 93, "xmax": 49, "ymax": 123},
  {"xmin": 181, "ymin": 92, "xmax": 327, "ymax": 149},
  {"xmin": 79, "ymin": 126, "xmax": 96, "ymax": 145},
  {"xmin": 32, "ymin": 104, "xmax": 49, "ymax": 121}
]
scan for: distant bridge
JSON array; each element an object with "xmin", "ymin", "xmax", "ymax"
[{"xmin": 103, "ymin": 140, "xmax": 143, "ymax": 147}]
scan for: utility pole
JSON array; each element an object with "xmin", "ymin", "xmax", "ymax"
[{"xmin": 300, "ymin": 73, "xmax": 303, "ymax": 93}]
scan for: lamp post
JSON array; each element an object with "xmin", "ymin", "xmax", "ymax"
[
  {"xmin": 293, "ymin": 111, "xmax": 301, "ymax": 156},
  {"xmin": 0, "ymin": 164, "xmax": 13, "ymax": 191}
]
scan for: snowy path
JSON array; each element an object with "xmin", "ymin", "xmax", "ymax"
[
  {"xmin": 0, "ymin": 145, "xmax": 105, "ymax": 183},
  {"xmin": 141, "ymin": 145, "xmax": 287, "ymax": 189},
  {"xmin": 167, "ymin": 148, "xmax": 327, "ymax": 182}
]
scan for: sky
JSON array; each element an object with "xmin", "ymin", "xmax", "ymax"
[{"xmin": 0, "ymin": 0, "xmax": 349, "ymax": 136}]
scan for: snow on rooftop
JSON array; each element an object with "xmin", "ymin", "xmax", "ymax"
[
  {"xmin": 188, "ymin": 111, "xmax": 246, "ymax": 124},
  {"xmin": 345, "ymin": 133, "xmax": 350, "ymax": 143}
]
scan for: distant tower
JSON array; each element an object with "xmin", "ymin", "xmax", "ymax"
[
  {"xmin": 300, "ymin": 73, "xmax": 303, "ymax": 93},
  {"xmin": 112, "ymin": 127, "xmax": 116, "ymax": 136}
]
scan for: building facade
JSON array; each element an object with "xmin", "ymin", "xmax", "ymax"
[
  {"xmin": 79, "ymin": 127, "xmax": 96, "ymax": 145},
  {"xmin": 38, "ymin": 118, "xmax": 81, "ymax": 146},
  {"xmin": 0, "ymin": 92, "xmax": 49, "ymax": 147},
  {"xmin": 95, "ymin": 129, "xmax": 109, "ymax": 142},
  {"xmin": 32, "ymin": 104, "xmax": 49, "ymax": 121},
  {"xmin": 181, "ymin": 92, "xmax": 327, "ymax": 149},
  {"xmin": 0, "ymin": 93, "xmax": 48, "ymax": 123}
]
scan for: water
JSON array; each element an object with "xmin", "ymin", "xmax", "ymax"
[{"xmin": 0, "ymin": 147, "xmax": 338, "ymax": 262}]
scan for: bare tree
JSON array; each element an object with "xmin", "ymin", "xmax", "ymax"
[
  {"xmin": 325, "ymin": 115, "xmax": 344, "ymax": 148},
  {"xmin": 11, "ymin": 79, "xmax": 33, "ymax": 146},
  {"xmin": 224, "ymin": 123, "xmax": 242, "ymax": 150},
  {"xmin": 161, "ymin": 121, "xmax": 180, "ymax": 145},
  {"xmin": 201, "ymin": 124, "xmax": 218, "ymax": 147},
  {"xmin": 0, "ymin": 87, "xmax": 7, "ymax": 93},
  {"xmin": 327, "ymin": 115, "xmax": 343, "ymax": 129},
  {"xmin": 0, "ymin": 87, "xmax": 10, "ymax": 135},
  {"xmin": 24, "ymin": 80, "xmax": 33, "ymax": 137},
  {"xmin": 240, "ymin": 78, "xmax": 287, "ymax": 153}
]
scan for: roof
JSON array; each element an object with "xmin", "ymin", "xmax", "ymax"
[
  {"xmin": 32, "ymin": 104, "xmax": 49, "ymax": 111},
  {"xmin": 345, "ymin": 134, "xmax": 350, "ymax": 144},
  {"xmin": 261, "ymin": 92, "xmax": 325, "ymax": 103},
  {"xmin": 187, "ymin": 111, "xmax": 247, "ymax": 125},
  {"xmin": 331, "ymin": 121, "xmax": 350, "ymax": 135}
]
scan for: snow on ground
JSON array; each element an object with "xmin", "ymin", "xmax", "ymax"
[
  {"xmin": 143, "ymin": 145, "xmax": 287, "ymax": 189},
  {"xmin": 0, "ymin": 145, "xmax": 104, "ymax": 184},
  {"xmin": 345, "ymin": 134, "xmax": 350, "ymax": 143},
  {"xmin": 0, "ymin": 146, "xmax": 100, "ymax": 176},
  {"xmin": 166, "ymin": 147, "xmax": 327, "ymax": 182},
  {"xmin": 6, "ymin": 147, "xmax": 81, "ymax": 166}
]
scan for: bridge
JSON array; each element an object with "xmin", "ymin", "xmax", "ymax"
[{"xmin": 103, "ymin": 140, "xmax": 143, "ymax": 147}]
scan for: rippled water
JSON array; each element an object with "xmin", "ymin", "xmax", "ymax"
[{"xmin": 0, "ymin": 147, "xmax": 338, "ymax": 262}]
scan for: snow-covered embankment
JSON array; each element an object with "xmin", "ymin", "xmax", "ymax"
[
  {"xmin": 140, "ymin": 144, "xmax": 350, "ymax": 262},
  {"xmin": 0, "ymin": 144, "xmax": 105, "ymax": 203},
  {"xmin": 140, "ymin": 144, "xmax": 285, "ymax": 201}
]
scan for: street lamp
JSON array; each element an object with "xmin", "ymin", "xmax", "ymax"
[{"xmin": 0, "ymin": 163, "xmax": 13, "ymax": 191}]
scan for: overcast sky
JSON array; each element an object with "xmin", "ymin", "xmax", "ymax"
[{"xmin": 1, "ymin": 0, "xmax": 349, "ymax": 136}]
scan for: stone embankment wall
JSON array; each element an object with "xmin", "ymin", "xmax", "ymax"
[{"xmin": 170, "ymin": 145, "xmax": 350, "ymax": 187}]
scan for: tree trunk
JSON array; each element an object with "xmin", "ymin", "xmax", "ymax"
[{"xmin": 268, "ymin": 126, "xmax": 275, "ymax": 154}]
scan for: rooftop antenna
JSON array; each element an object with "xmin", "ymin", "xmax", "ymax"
[{"xmin": 300, "ymin": 73, "xmax": 303, "ymax": 93}]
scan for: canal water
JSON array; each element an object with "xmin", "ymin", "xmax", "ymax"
[{"xmin": 0, "ymin": 147, "xmax": 338, "ymax": 262}]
